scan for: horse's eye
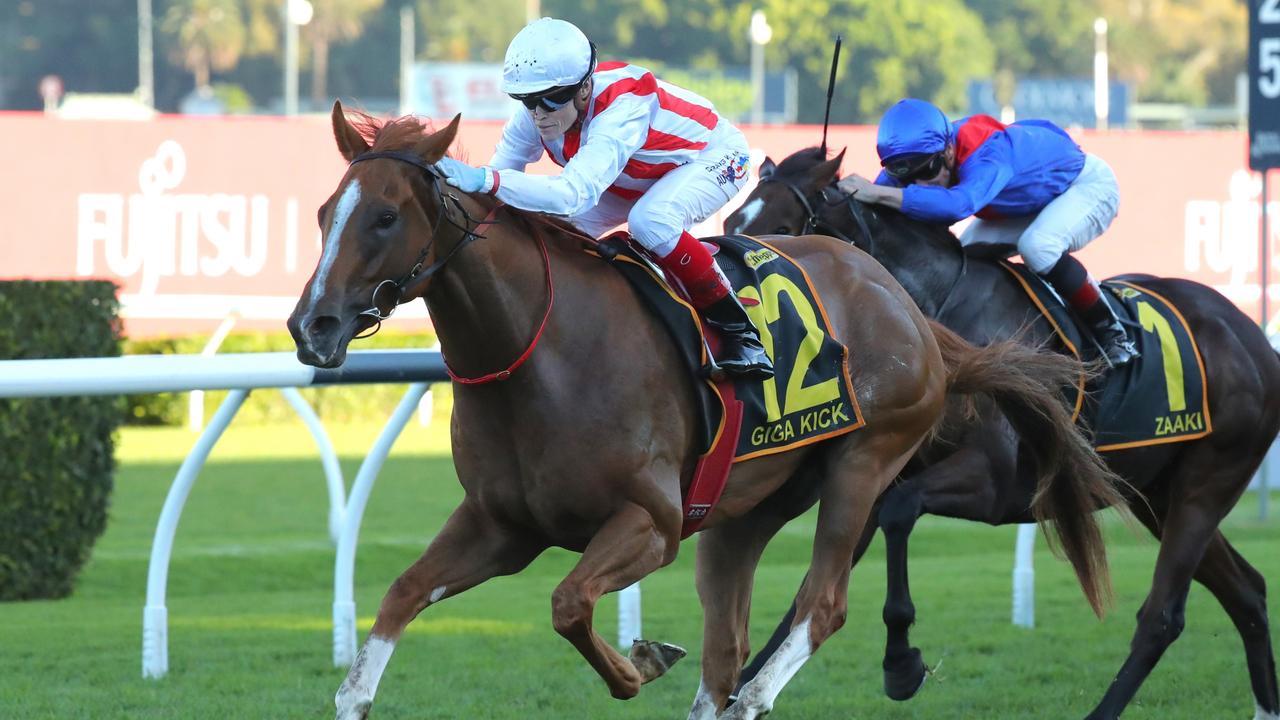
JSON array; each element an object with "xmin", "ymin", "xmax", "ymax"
[
  {"xmin": 375, "ymin": 211, "xmax": 397, "ymax": 229},
  {"xmin": 775, "ymin": 226, "xmax": 791, "ymax": 235}
]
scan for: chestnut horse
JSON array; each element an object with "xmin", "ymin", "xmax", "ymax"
[
  {"xmin": 725, "ymin": 146, "xmax": 1280, "ymax": 719},
  {"xmin": 288, "ymin": 103, "xmax": 1122, "ymax": 720}
]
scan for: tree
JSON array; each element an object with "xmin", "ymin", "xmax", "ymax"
[
  {"xmin": 0, "ymin": 0, "xmax": 137, "ymax": 109},
  {"xmin": 160, "ymin": 0, "xmax": 247, "ymax": 90},
  {"xmin": 964, "ymin": 0, "xmax": 1093, "ymax": 78},
  {"xmin": 414, "ymin": 0, "xmax": 526, "ymax": 63},
  {"xmin": 304, "ymin": 0, "xmax": 384, "ymax": 106},
  {"xmin": 1095, "ymin": 0, "xmax": 1245, "ymax": 106},
  {"xmin": 242, "ymin": 0, "xmax": 284, "ymax": 57},
  {"xmin": 558, "ymin": 0, "xmax": 994, "ymax": 123}
]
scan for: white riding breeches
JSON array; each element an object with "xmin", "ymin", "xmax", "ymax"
[
  {"xmin": 569, "ymin": 123, "xmax": 752, "ymax": 256},
  {"xmin": 959, "ymin": 153, "xmax": 1120, "ymax": 274}
]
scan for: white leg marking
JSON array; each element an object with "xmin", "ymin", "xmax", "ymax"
[
  {"xmin": 308, "ymin": 179, "xmax": 362, "ymax": 312},
  {"xmin": 730, "ymin": 198, "xmax": 764, "ymax": 234},
  {"xmin": 686, "ymin": 678, "xmax": 719, "ymax": 720},
  {"xmin": 335, "ymin": 634, "xmax": 395, "ymax": 720},
  {"xmin": 723, "ymin": 616, "xmax": 813, "ymax": 720},
  {"xmin": 429, "ymin": 585, "xmax": 447, "ymax": 603},
  {"xmin": 1256, "ymin": 703, "xmax": 1280, "ymax": 720}
]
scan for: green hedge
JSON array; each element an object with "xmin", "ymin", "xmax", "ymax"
[
  {"xmin": 122, "ymin": 330, "xmax": 439, "ymax": 426},
  {"xmin": 0, "ymin": 281, "xmax": 123, "ymax": 600}
]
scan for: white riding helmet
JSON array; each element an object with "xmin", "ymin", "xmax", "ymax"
[{"xmin": 502, "ymin": 18, "xmax": 596, "ymax": 96}]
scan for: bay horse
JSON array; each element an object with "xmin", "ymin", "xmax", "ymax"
[
  {"xmin": 725, "ymin": 146, "xmax": 1280, "ymax": 720},
  {"xmin": 288, "ymin": 104, "xmax": 1122, "ymax": 720}
]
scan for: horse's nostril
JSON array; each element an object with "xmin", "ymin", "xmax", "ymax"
[{"xmin": 305, "ymin": 315, "xmax": 341, "ymax": 341}]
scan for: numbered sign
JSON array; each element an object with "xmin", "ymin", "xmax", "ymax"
[{"xmin": 1251, "ymin": 0, "xmax": 1280, "ymax": 169}]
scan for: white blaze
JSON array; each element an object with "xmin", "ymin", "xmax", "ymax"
[
  {"xmin": 731, "ymin": 198, "xmax": 765, "ymax": 233},
  {"xmin": 308, "ymin": 179, "xmax": 362, "ymax": 311}
]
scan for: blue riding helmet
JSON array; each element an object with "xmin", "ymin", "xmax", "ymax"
[{"xmin": 876, "ymin": 99, "xmax": 955, "ymax": 165}]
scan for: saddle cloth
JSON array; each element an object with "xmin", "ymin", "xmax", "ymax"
[
  {"xmin": 999, "ymin": 262, "xmax": 1212, "ymax": 451},
  {"xmin": 592, "ymin": 233, "xmax": 865, "ymax": 462}
]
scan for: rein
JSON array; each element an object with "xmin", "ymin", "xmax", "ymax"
[{"xmin": 347, "ymin": 149, "xmax": 555, "ymax": 385}]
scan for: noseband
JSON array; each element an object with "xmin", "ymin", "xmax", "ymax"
[{"xmin": 346, "ymin": 150, "xmax": 498, "ymax": 336}]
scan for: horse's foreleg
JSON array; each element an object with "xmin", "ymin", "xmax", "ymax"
[
  {"xmin": 551, "ymin": 501, "xmax": 679, "ymax": 700},
  {"xmin": 727, "ymin": 432, "xmax": 920, "ymax": 720},
  {"xmin": 335, "ymin": 501, "xmax": 543, "ymax": 720},
  {"xmin": 880, "ymin": 438, "xmax": 1006, "ymax": 701},
  {"xmin": 687, "ymin": 506, "xmax": 793, "ymax": 719}
]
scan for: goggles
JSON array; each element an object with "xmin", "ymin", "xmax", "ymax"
[
  {"xmin": 511, "ymin": 83, "xmax": 581, "ymax": 112},
  {"xmin": 883, "ymin": 151, "xmax": 947, "ymax": 184},
  {"xmin": 509, "ymin": 42, "xmax": 597, "ymax": 113}
]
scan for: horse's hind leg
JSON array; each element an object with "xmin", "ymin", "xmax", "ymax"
[
  {"xmin": 1084, "ymin": 453, "xmax": 1255, "ymax": 720},
  {"xmin": 730, "ymin": 513, "xmax": 878, "ymax": 704},
  {"xmin": 1194, "ymin": 531, "xmax": 1280, "ymax": 719},
  {"xmin": 687, "ymin": 502, "xmax": 799, "ymax": 719},
  {"xmin": 727, "ymin": 434, "xmax": 923, "ymax": 720},
  {"xmin": 1131, "ymin": 480, "xmax": 1279, "ymax": 718},
  {"xmin": 335, "ymin": 501, "xmax": 543, "ymax": 720},
  {"xmin": 551, "ymin": 500, "xmax": 680, "ymax": 700}
]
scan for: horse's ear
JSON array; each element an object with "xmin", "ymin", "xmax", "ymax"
[
  {"xmin": 415, "ymin": 113, "xmax": 462, "ymax": 163},
  {"xmin": 759, "ymin": 156, "xmax": 776, "ymax": 180},
  {"xmin": 331, "ymin": 100, "xmax": 370, "ymax": 162},
  {"xmin": 809, "ymin": 147, "xmax": 846, "ymax": 187}
]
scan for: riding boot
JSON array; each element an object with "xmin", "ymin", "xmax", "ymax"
[
  {"xmin": 656, "ymin": 231, "xmax": 774, "ymax": 380},
  {"xmin": 1042, "ymin": 253, "xmax": 1139, "ymax": 368},
  {"xmin": 1079, "ymin": 294, "xmax": 1140, "ymax": 368},
  {"xmin": 699, "ymin": 292, "xmax": 774, "ymax": 380}
]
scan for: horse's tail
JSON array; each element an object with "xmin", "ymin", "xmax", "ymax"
[{"xmin": 928, "ymin": 320, "xmax": 1129, "ymax": 617}]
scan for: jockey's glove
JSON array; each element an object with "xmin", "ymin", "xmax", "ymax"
[{"xmin": 435, "ymin": 157, "xmax": 496, "ymax": 195}]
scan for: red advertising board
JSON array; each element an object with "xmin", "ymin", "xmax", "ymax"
[{"xmin": 0, "ymin": 112, "xmax": 1273, "ymax": 337}]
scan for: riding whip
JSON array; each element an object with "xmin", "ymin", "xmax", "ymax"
[{"xmin": 819, "ymin": 34, "xmax": 842, "ymax": 157}]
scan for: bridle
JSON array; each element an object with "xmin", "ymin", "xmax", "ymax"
[
  {"xmin": 343, "ymin": 150, "xmax": 554, "ymax": 384},
  {"xmin": 757, "ymin": 175, "xmax": 874, "ymax": 255},
  {"xmin": 346, "ymin": 150, "xmax": 496, "ymax": 335},
  {"xmin": 755, "ymin": 174, "xmax": 969, "ymax": 319}
]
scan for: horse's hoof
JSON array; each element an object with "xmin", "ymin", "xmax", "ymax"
[
  {"xmin": 335, "ymin": 700, "xmax": 371, "ymax": 720},
  {"xmin": 883, "ymin": 647, "xmax": 928, "ymax": 701},
  {"xmin": 629, "ymin": 639, "xmax": 687, "ymax": 683},
  {"xmin": 335, "ymin": 687, "xmax": 373, "ymax": 720}
]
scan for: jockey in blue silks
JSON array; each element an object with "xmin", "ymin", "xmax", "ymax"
[{"xmin": 838, "ymin": 98, "xmax": 1138, "ymax": 367}]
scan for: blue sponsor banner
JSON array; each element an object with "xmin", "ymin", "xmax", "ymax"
[{"xmin": 967, "ymin": 78, "xmax": 1129, "ymax": 128}]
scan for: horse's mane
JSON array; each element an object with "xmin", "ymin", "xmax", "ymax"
[
  {"xmin": 774, "ymin": 146, "xmax": 961, "ymax": 249},
  {"xmin": 342, "ymin": 111, "xmax": 591, "ymax": 244}
]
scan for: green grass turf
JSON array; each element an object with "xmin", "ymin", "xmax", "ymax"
[{"xmin": 1, "ymin": 410, "xmax": 1277, "ymax": 719}]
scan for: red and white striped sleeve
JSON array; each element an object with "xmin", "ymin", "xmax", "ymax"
[{"xmin": 492, "ymin": 92, "xmax": 651, "ymax": 216}]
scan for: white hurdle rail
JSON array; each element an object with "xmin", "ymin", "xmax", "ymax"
[
  {"xmin": 0, "ymin": 349, "xmax": 1039, "ymax": 678},
  {"xmin": 0, "ymin": 350, "xmax": 446, "ymax": 678}
]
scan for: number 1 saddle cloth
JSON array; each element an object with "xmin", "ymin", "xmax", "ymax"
[
  {"xmin": 999, "ymin": 262, "xmax": 1212, "ymax": 452},
  {"xmin": 592, "ymin": 233, "xmax": 865, "ymax": 462}
]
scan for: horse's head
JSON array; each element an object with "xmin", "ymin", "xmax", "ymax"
[
  {"xmin": 724, "ymin": 147, "xmax": 845, "ymax": 236},
  {"xmin": 288, "ymin": 101, "xmax": 461, "ymax": 368}
]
